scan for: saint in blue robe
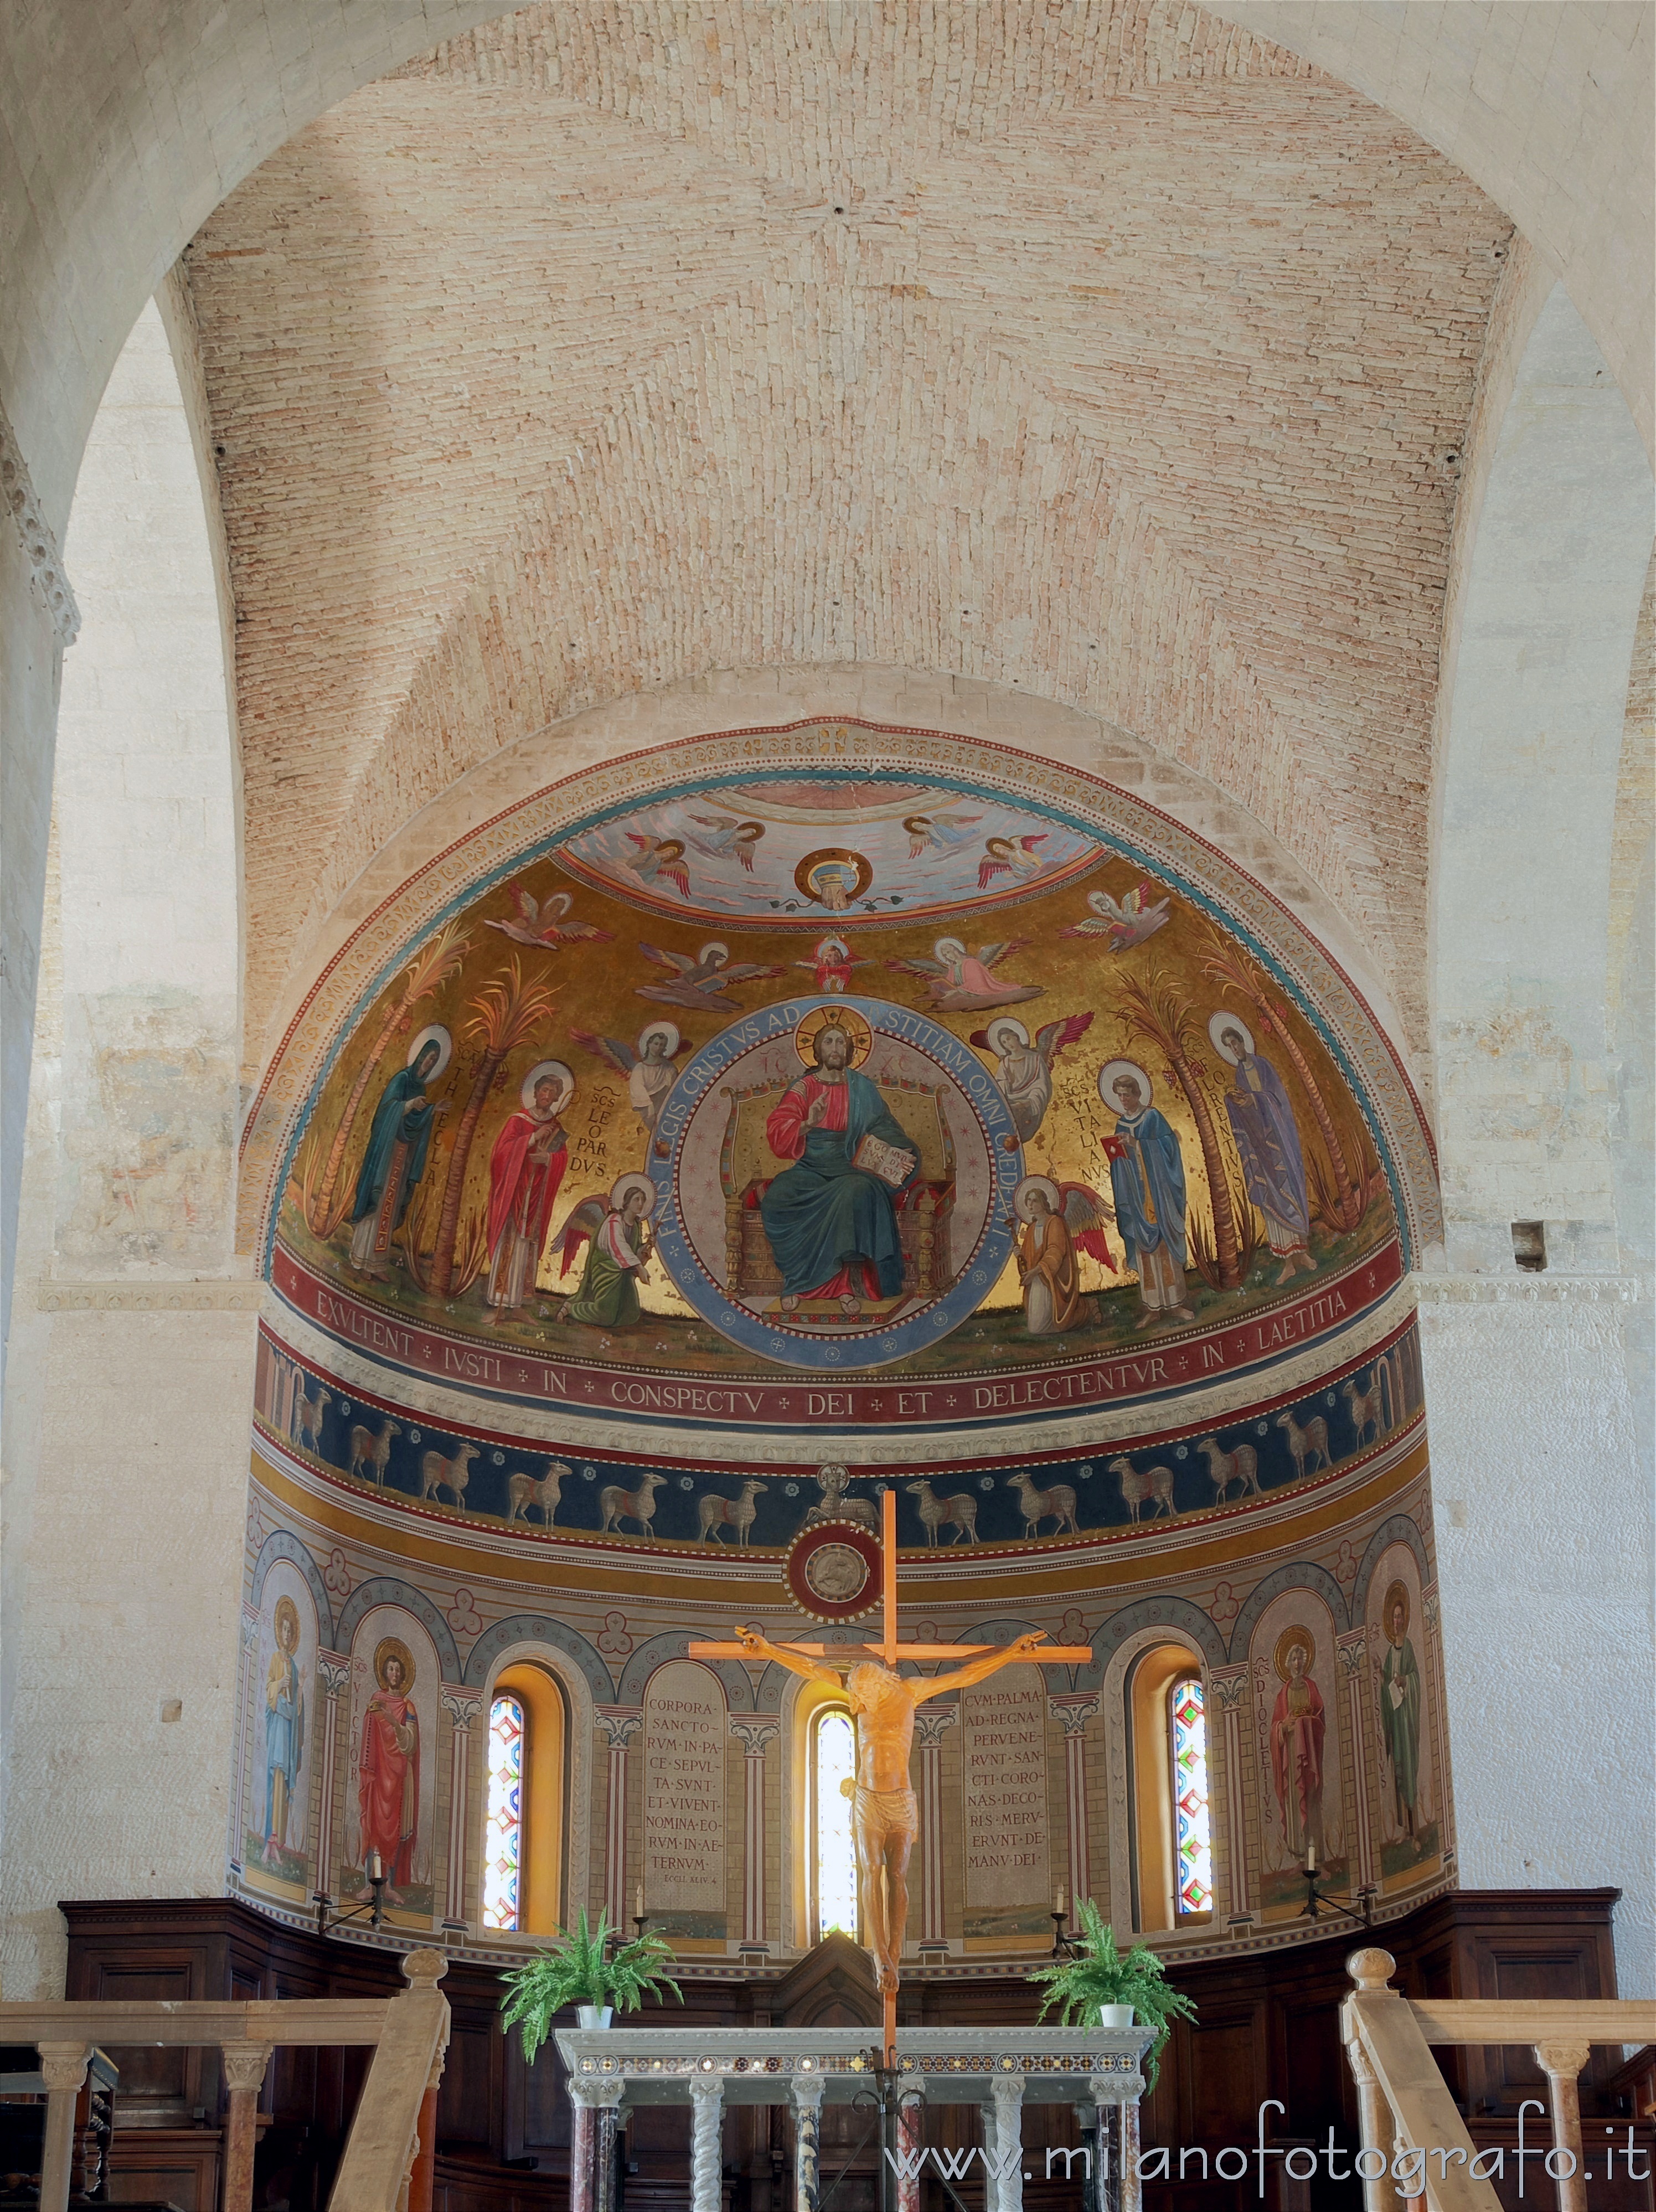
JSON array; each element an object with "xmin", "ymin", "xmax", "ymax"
[
  {"xmin": 760, "ymin": 1068, "xmax": 918, "ymax": 1299},
  {"xmin": 351, "ymin": 1064, "xmax": 440, "ymax": 1231},
  {"xmin": 1107, "ymin": 1106, "xmax": 1188, "ymax": 1270},
  {"xmin": 1223, "ymin": 1050, "xmax": 1309, "ymax": 1251}
]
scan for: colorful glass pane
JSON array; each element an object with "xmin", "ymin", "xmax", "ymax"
[
  {"xmin": 1170, "ymin": 1678, "xmax": 1213, "ymax": 1915},
  {"xmin": 814, "ymin": 1709, "xmax": 858, "ymax": 1940},
  {"xmin": 483, "ymin": 1694, "xmax": 525, "ymax": 1932}
]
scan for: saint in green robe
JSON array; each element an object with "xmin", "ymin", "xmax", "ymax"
[{"xmin": 564, "ymin": 1208, "xmax": 648, "ymax": 1326}]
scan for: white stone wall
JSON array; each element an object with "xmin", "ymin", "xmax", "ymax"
[
  {"xmin": 0, "ymin": 293, "xmax": 254, "ymax": 1998},
  {"xmin": 1420, "ymin": 1283, "xmax": 1652, "ymax": 1996}
]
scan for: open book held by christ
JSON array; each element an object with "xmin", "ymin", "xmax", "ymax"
[{"xmin": 852, "ymin": 1132, "xmax": 916, "ymax": 1187}]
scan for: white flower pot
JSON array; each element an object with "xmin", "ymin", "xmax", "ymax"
[
  {"xmin": 1098, "ymin": 2004, "xmax": 1136, "ymax": 2028},
  {"xmin": 577, "ymin": 2005, "xmax": 613, "ymax": 2030}
]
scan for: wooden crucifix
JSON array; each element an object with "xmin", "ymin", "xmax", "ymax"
[{"xmin": 691, "ymin": 1487, "xmax": 1091, "ymax": 2060}]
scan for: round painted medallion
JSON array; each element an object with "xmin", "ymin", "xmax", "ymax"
[{"xmin": 650, "ymin": 995, "xmax": 1023, "ymax": 1370}]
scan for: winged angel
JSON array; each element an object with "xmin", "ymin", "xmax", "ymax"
[
  {"xmin": 971, "ymin": 1010, "xmax": 1094, "ymax": 1141},
  {"xmin": 484, "ymin": 884, "xmax": 613, "ymax": 949},
  {"xmin": 1060, "ymin": 880, "xmax": 1171, "ymax": 951},
  {"xmin": 885, "ymin": 936, "xmax": 1044, "ymax": 1012},
  {"xmin": 634, "ymin": 941, "xmax": 786, "ymax": 1011}
]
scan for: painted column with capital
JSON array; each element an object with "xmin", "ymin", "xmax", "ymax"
[
  {"xmin": 1337, "ymin": 1632, "xmax": 1374, "ymax": 1891},
  {"xmin": 440, "ymin": 1685, "xmax": 484, "ymax": 1926},
  {"xmin": 912, "ymin": 1704, "xmax": 957, "ymax": 1947},
  {"xmin": 1048, "ymin": 1692, "xmax": 1099, "ymax": 1910},
  {"xmin": 1207, "ymin": 1668, "xmax": 1249, "ymax": 1919},
  {"xmin": 596, "ymin": 1708, "xmax": 643, "ymax": 1926},
  {"xmin": 730, "ymin": 1717, "xmax": 778, "ymax": 1950},
  {"xmin": 313, "ymin": 1653, "xmax": 351, "ymax": 1899},
  {"xmin": 229, "ymin": 1608, "xmax": 260, "ymax": 1872}
]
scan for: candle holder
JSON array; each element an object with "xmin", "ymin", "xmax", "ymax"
[
  {"xmin": 311, "ymin": 1862, "xmax": 388, "ymax": 1938},
  {"xmin": 1050, "ymin": 1907, "xmax": 1078, "ymax": 1959},
  {"xmin": 1297, "ymin": 1861, "xmax": 1377, "ymax": 1929}
]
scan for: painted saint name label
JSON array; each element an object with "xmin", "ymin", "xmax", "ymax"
[
  {"xmin": 271, "ymin": 1238, "xmax": 1401, "ymax": 1434},
  {"xmin": 642, "ymin": 1664, "xmax": 726, "ymax": 1933},
  {"xmin": 962, "ymin": 1670, "xmax": 1050, "ymax": 1936}
]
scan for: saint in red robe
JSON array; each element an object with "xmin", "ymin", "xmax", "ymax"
[
  {"xmin": 485, "ymin": 1107, "xmax": 569, "ymax": 1310},
  {"xmin": 358, "ymin": 1684, "xmax": 420, "ymax": 1887}
]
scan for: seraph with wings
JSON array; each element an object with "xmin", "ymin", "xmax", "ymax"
[
  {"xmin": 684, "ymin": 814, "xmax": 766, "ymax": 872},
  {"xmin": 1060, "ymin": 880, "xmax": 1172, "ymax": 951},
  {"xmin": 970, "ymin": 1010, "xmax": 1095, "ymax": 1141},
  {"xmin": 484, "ymin": 884, "xmax": 613, "ymax": 949},
  {"xmin": 977, "ymin": 833, "xmax": 1048, "ymax": 889},
  {"xmin": 625, "ymin": 834, "xmax": 693, "ymax": 900},
  {"xmin": 885, "ymin": 937, "xmax": 1043, "ymax": 1012},
  {"xmin": 634, "ymin": 942, "xmax": 787, "ymax": 1010}
]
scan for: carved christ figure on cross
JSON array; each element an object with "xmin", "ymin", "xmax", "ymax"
[
  {"xmin": 692, "ymin": 1487, "xmax": 1091, "ymax": 2013},
  {"xmin": 729, "ymin": 1621, "xmax": 1055, "ymax": 1994}
]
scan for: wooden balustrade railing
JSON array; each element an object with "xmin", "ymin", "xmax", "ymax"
[
  {"xmin": 0, "ymin": 1947, "xmax": 448, "ymax": 2212},
  {"xmin": 1342, "ymin": 1947, "xmax": 1656, "ymax": 2212}
]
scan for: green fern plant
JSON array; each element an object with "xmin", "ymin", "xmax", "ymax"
[
  {"xmin": 1026, "ymin": 1898, "xmax": 1196, "ymax": 2089},
  {"xmin": 499, "ymin": 1911, "xmax": 682, "ymax": 2061}
]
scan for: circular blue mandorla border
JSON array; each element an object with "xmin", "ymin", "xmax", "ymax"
[{"xmin": 649, "ymin": 995, "xmax": 1025, "ymax": 1372}]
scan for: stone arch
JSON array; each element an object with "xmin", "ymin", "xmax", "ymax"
[
  {"xmin": 472, "ymin": 1635, "xmax": 596, "ymax": 1930},
  {"xmin": 464, "ymin": 1613, "xmax": 612, "ymax": 1707},
  {"xmin": 1351, "ymin": 1517, "xmax": 1432, "ymax": 1623},
  {"xmin": 334, "ymin": 1576, "xmax": 462, "ymax": 1683},
  {"xmin": 1227, "ymin": 1563, "xmax": 1349, "ymax": 1661},
  {"xmin": 616, "ymin": 1632, "xmax": 755, "ymax": 1713},
  {"xmin": 1073, "ymin": 1597, "xmax": 1230, "ymax": 1693},
  {"xmin": 249, "ymin": 1530, "xmax": 334, "ymax": 1648}
]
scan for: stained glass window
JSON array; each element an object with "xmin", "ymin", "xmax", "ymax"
[
  {"xmin": 483, "ymin": 1694, "xmax": 525, "ymax": 1932},
  {"xmin": 1169, "ymin": 1677, "xmax": 1213, "ymax": 1916},
  {"xmin": 813, "ymin": 1708, "xmax": 859, "ymax": 1941}
]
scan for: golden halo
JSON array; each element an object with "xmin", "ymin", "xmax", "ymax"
[
  {"xmin": 520, "ymin": 1058, "xmax": 574, "ymax": 1111},
  {"xmin": 795, "ymin": 847, "xmax": 874, "ymax": 907},
  {"xmin": 373, "ymin": 1636, "xmax": 415, "ymax": 1690},
  {"xmin": 1209, "ymin": 1011, "xmax": 1256, "ymax": 1064},
  {"xmin": 1382, "ymin": 1580, "xmax": 1410, "ymax": 1639},
  {"xmin": 636, "ymin": 1020, "xmax": 680, "ymax": 1058},
  {"xmin": 1098, "ymin": 1058, "xmax": 1153, "ymax": 1111},
  {"xmin": 1013, "ymin": 1175, "xmax": 1062, "ymax": 1222},
  {"xmin": 610, "ymin": 1172, "xmax": 659, "ymax": 1217},
  {"xmin": 272, "ymin": 1596, "xmax": 300, "ymax": 1647},
  {"xmin": 795, "ymin": 1004, "xmax": 874, "ymax": 1069},
  {"xmin": 406, "ymin": 1024, "xmax": 452, "ymax": 1080},
  {"xmin": 1274, "ymin": 1626, "xmax": 1315, "ymax": 1682}
]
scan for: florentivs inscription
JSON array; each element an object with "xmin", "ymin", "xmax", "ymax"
[
  {"xmin": 643, "ymin": 1663, "xmax": 726, "ymax": 1939},
  {"xmin": 962, "ymin": 1667, "xmax": 1050, "ymax": 1942}
]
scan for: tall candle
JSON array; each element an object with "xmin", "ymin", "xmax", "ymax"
[
  {"xmin": 1307, "ymin": 1842, "xmax": 1317, "ymax": 1874},
  {"xmin": 635, "ymin": 1882, "xmax": 644, "ymax": 1921}
]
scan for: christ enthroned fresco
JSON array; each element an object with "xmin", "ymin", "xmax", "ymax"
[{"xmin": 667, "ymin": 998, "xmax": 1005, "ymax": 1348}]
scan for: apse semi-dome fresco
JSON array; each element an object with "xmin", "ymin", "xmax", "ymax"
[
  {"xmin": 236, "ymin": 715, "xmax": 1449, "ymax": 1951},
  {"xmin": 256, "ymin": 720, "xmax": 1423, "ymax": 1462}
]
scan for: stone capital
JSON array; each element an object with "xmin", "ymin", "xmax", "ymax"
[
  {"xmin": 912, "ymin": 1705, "xmax": 958, "ymax": 1749},
  {"xmin": 1531, "ymin": 2041, "xmax": 1592, "ymax": 2080},
  {"xmin": 440, "ymin": 1686, "xmax": 484, "ymax": 1730},
  {"xmin": 1048, "ymin": 1692, "xmax": 1099, "ymax": 1736},
  {"xmin": 1208, "ymin": 1669, "xmax": 1248, "ymax": 1713},
  {"xmin": 220, "ymin": 2043, "xmax": 273, "ymax": 2097},
  {"xmin": 791, "ymin": 2071, "xmax": 826, "ymax": 2112},
  {"xmin": 570, "ymin": 2077, "xmax": 627, "ymax": 2112},
  {"xmin": 729, "ymin": 1718, "xmax": 779, "ymax": 1755},
  {"xmin": 317, "ymin": 1652, "xmax": 352, "ymax": 1698},
  {"xmin": 35, "ymin": 2044, "xmax": 91, "ymax": 2096},
  {"xmin": 596, "ymin": 1707, "xmax": 644, "ymax": 1750}
]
